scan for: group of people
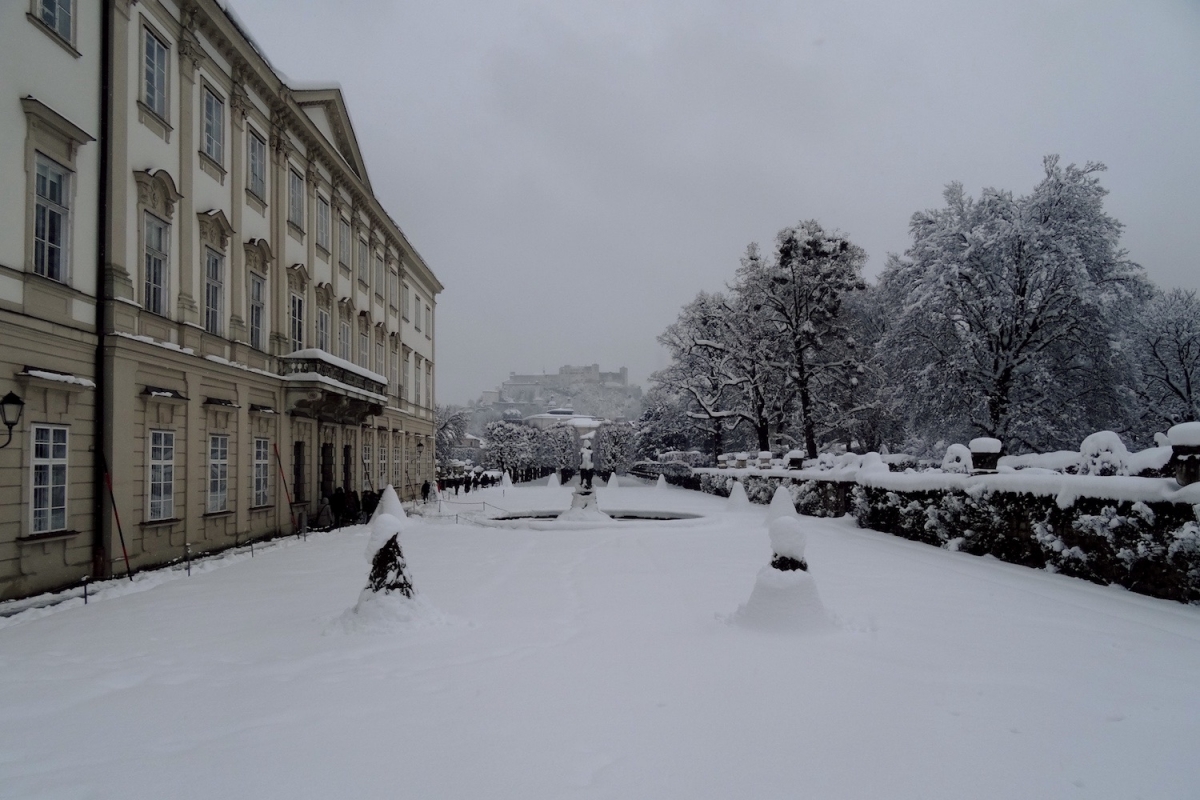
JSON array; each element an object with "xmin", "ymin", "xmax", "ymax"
[{"xmin": 434, "ymin": 472, "xmax": 497, "ymax": 498}]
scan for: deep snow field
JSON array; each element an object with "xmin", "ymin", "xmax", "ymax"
[{"xmin": 2, "ymin": 480, "xmax": 1199, "ymax": 799}]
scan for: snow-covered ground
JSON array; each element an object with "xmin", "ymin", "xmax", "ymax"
[{"xmin": 2, "ymin": 481, "xmax": 1199, "ymax": 799}]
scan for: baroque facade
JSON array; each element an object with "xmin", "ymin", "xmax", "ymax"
[{"xmin": 0, "ymin": 0, "xmax": 442, "ymax": 601}]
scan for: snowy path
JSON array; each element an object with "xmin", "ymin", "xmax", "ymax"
[{"xmin": 1, "ymin": 485, "xmax": 1198, "ymax": 799}]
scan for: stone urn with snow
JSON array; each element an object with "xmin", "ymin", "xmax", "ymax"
[
  {"xmin": 969, "ymin": 437, "xmax": 1003, "ymax": 474},
  {"xmin": 1168, "ymin": 423, "xmax": 1200, "ymax": 487}
]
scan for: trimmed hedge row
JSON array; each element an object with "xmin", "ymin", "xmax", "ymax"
[{"xmin": 696, "ymin": 472, "xmax": 1200, "ymax": 603}]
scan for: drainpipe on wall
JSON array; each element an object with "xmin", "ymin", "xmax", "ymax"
[{"xmin": 93, "ymin": 0, "xmax": 112, "ymax": 578}]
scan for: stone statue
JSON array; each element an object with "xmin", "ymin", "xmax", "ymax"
[{"xmin": 579, "ymin": 440, "xmax": 595, "ymax": 490}]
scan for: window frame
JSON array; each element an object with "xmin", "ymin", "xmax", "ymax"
[
  {"xmin": 338, "ymin": 218, "xmax": 351, "ymax": 267},
  {"xmin": 34, "ymin": 0, "xmax": 75, "ymax": 47},
  {"xmin": 253, "ymin": 437, "xmax": 270, "ymax": 507},
  {"xmin": 204, "ymin": 247, "xmax": 223, "ymax": 335},
  {"xmin": 339, "ymin": 319, "xmax": 351, "ymax": 361},
  {"xmin": 288, "ymin": 168, "xmax": 304, "ymax": 229},
  {"xmin": 202, "ymin": 86, "xmax": 224, "ymax": 166},
  {"xmin": 317, "ymin": 306, "xmax": 330, "ymax": 352},
  {"xmin": 30, "ymin": 424, "xmax": 69, "ymax": 534},
  {"xmin": 142, "ymin": 25, "xmax": 169, "ymax": 121},
  {"xmin": 316, "ymin": 195, "xmax": 331, "ymax": 251},
  {"xmin": 247, "ymin": 129, "xmax": 267, "ymax": 200},
  {"xmin": 207, "ymin": 434, "xmax": 229, "ymax": 514},
  {"xmin": 33, "ymin": 153, "xmax": 70, "ymax": 283},
  {"xmin": 147, "ymin": 429, "xmax": 175, "ymax": 521},
  {"xmin": 249, "ymin": 272, "xmax": 265, "ymax": 350},
  {"xmin": 289, "ymin": 292, "xmax": 304, "ymax": 352},
  {"xmin": 143, "ymin": 211, "xmax": 170, "ymax": 316}
]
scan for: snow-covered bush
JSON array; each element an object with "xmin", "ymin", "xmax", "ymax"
[
  {"xmin": 941, "ymin": 444, "xmax": 972, "ymax": 474},
  {"xmin": 1078, "ymin": 431, "xmax": 1130, "ymax": 476}
]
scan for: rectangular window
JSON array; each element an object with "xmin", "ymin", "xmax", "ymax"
[
  {"xmin": 316, "ymin": 196, "xmax": 330, "ymax": 250},
  {"xmin": 379, "ymin": 442, "xmax": 387, "ymax": 487},
  {"xmin": 317, "ymin": 307, "xmax": 330, "ymax": 352},
  {"xmin": 204, "ymin": 248, "xmax": 223, "ymax": 335},
  {"xmin": 426, "ymin": 364, "xmax": 433, "ymax": 407},
  {"xmin": 248, "ymin": 131, "xmax": 267, "ymax": 199},
  {"xmin": 338, "ymin": 219, "xmax": 350, "ymax": 266},
  {"xmin": 393, "ymin": 445, "xmax": 401, "ymax": 486},
  {"xmin": 249, "ymin": 273, "xmax": 265, "ymax": 350},
  {"xmin": 208, "ymin": 434, "xmax": 229, "ymax": 513},
  {"xmin": 376, "ymin": 340, "xmax": 384, "ymax": 375},
  {"xmin": 144, "ymin": 212, "xmax": 169, "ymax": 315},
  {"xmin": 34, "ymin": 155, "xmax": 69, "ymax": 282},
  {"xmin": 39, "ymin": 0, "xmax": 73, "ymax": 42},
  {"xmin": 389, "ymin": 270, "xmax": 398, "ymax": 308},
  {"xmin": 254, "ymin": 437, "xmax": 270, "ymax": 507},
  {"xmin": 358, "ymin": 330, "xmax": 369, "ymax": 368},
  {"xmin": 357, "ymin": 239, "xmax": 369, "ymax": 283},
  {"xmin": 414, "ymin": 358, "xmax": 422, "ymax": 407},
  {"xmin": 203, "ymin": 88, "xmax": 224, "ymax": 164},
  {"xmin": 31, "ymin": 425, "xmax": 68, "ymax": 534},
  {"xmin": 290, "ymin": 293, "xmax": 304, "ymax": 352},
  {"xmin": 425, "ymin": 305, "xmax": 431, "ymax": 337},
  {"xmin": 148, "ymin": 430, "xmax": 174, "ymax": 521},
  {"xmin": 404, "ymin": 353, "xmax": 411, "ymax": 402},
  {"xmin": 143, "ymin": 28, "xmax": 168, "ymax": 119},
  {"xmin": 402, "ymin": 283, "xmax": 409, "ymax": 320},
  {"xmin": 374, "ymin": 255, "xmax": 384, "ymax": 296},
  {"xmin": 414, "ymin": 295, "xmax": 421, "ymax": 331},
  {"xmin": 339, "ymin": 320, "xmax": 351, "ymax": 361},
  {"xmin": 288, "ymin": 169, "xmax": 304, "ymax": 228}
]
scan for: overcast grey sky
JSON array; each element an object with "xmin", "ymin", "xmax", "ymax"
[{"xmin": 230, "ymin": 0, "xmax": 1200, "ymax": 405}]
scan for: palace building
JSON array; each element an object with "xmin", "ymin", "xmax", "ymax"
[{"xmin": 0, "ymin": 0, "xmax": 442, "ymax": 600}]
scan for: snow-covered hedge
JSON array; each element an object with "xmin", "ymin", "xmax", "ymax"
[{"xmin": 693, "ymin": 444, "xmax": 1200, "ymax": 602}]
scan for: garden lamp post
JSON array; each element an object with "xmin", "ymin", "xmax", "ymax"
[{"xmin": 0, "ymin": 391, "xmax": 24, "ymax": 448}]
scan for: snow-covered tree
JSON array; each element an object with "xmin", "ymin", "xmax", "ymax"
[
  {"xmin": 735, "ymin": 224, "xmax": 867, "ymax": 457},
  {"xmin": 1130, "ymin": 288, "xmax": 1200, "ymax": 431},
  {"xmin": 595, "ymin": 422, "xmax": 636, "ymax": 473},
  {"xmin": 435, "ymin": 404, "xmax": 470, "ymax": 461},
  {"xmin": 544, "ymin": 425, "xmax": 578, "ymax": 470},
  {"xmin": 635, "ymin": 386, "xmax": 694, "ymax": 459},
  {"xmin": 878, "ymin": 156, "xmax": 1145, "ymax": 452},
  {"xmin": 483, "ymin": 421, "xmax": 532, "ymax": 473}
]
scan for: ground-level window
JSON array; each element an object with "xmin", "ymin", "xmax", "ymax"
[
  {"xmin": 362, "ymin": 442, "xmax": 372, "ymax": 491},
  {"xmin": 148, "ymin": 430, "xmax": 174, "ymax": 521},
  {"xmin": 208, "ymin": 434, "xmax": 229, "ymax": 513},
  {"xmin": 393, "ymin": 445, "xmax": 401, "ymax": 486},
  {"xmin": 254, "ymin": 437, "xmax": 270, "ymax": 507},
  {"xmin": 31, "ymin": 424, "xmax": 68, "ymax": 533}
]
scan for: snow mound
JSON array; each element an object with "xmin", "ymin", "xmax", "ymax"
[
  {"xmin": 727, "ymin": 566, "xmax": 836, "ymax": 634},
  {"xmin": 501, "ymin": 472, "xmax": 513, "ymax": 488},
  {"xmin": 726, "ymin": 480, "xmax": 751, "ymax": 510},
  {"xmin": 1079, "ymin": 431, "xmax": 1129, "ymax": 476},
  {"xmin": 330, "ymin": 591, "xmax": 449, "ymax": 635},
  {"xmin": 859, "ymin": 452, "xmax": 890, "ymax": 475},
  {"xmin": 547, "ymin": 472, "xmax": 560, "ymax": 488},
  {"xmin": 655, "ymin": 475, "xmax": 667, "ymax": 490},
  {"xmin": 768, "ymin": 517, "xmax": 807, "ymax": 563},
  {"xmin": 1169, "ymin": 422, "xmax": 1200, "ymax": 448},
  {"xmin": 766, "ymin": 485, "xmax": 797, "ymax": 521},
  {"xmin": 941, "ymin": 443, "xmax": 972, "ymax": 474},
  {"xmin": 556, "ymin": 489, "xmax": 611, "ymax": 522},
  {"xmin": 607, "ymin": 473, "xmax": 620, "ymax": 488}
]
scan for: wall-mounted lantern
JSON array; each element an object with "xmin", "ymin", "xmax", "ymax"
[{"xmin": 0, "ymin": 391, "xmax": 24, "ymax": 448}]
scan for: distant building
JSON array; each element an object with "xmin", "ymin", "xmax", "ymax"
[{"xmin": 475, "ymin": 364, "xmax": 642, "ymax": 424}]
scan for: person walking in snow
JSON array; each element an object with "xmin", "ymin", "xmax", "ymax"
[{"xmin": 421, "ymin": 479, "xmax": 431, "ymax": 503}]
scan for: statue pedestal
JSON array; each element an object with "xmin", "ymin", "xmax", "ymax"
[{"xmin": 557, "ymin": 486, "xmax": 611, "ymax": 522}]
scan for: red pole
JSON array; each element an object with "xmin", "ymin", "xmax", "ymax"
[
  {"xmin": 274, "ymin": 443, "xmax": 298, "ymax": 534},
  {"xmin": 101, "ymin": 454, "xmax": 133, "ymax": 581}
]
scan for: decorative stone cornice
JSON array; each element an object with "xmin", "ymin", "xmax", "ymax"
[
  {"xmin": 134, "ymin": 169, "xmax": 183, "ymax": 219},
  {"xmin": 197, "ymin": 209, "xmax": 234, "ymax": 251}
]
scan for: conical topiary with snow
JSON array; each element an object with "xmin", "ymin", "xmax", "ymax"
[
  {"xmin": 655, "ymin": 474, "xmax": 667, "ymax": 490},
  {"xmin": 766, "ymin": 484, "xmax": 797, "ymax": 522},
  {"xmin": 547, "ymin": 472, "xmax": 560, "ymax": 488},
  {"xmin": 607, "ymin": 472, "xmax": 620, "ymax": 488},
  {"xmin": 726, "ymin": 480, "xmax": 751, "ymax": 511}
]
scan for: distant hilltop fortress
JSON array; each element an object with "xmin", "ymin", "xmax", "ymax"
[{"xmin": 474, "ymin": 364, "xmax": 643, "ymax": 424}]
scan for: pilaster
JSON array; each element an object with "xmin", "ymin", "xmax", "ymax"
[
  {"xmin": 228, "ymin": 76, "xmax": 249, "ymax": 342},
  {"xmin": 175, "ymin": 24, "xmax": 204, "ymax": 324}
]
